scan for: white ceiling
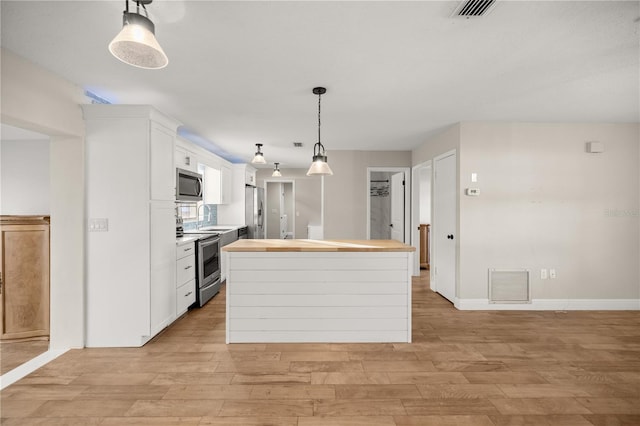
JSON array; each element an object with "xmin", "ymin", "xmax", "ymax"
[{"xmin": 1, "ymin": 1, "xmax": 638, "ymax": 168}]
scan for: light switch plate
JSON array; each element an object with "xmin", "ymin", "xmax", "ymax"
[{"xmin": 89, "ymin": 218, "xmax": 109, "ymax": 232}]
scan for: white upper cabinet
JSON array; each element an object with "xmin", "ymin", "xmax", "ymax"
[
  {"xmin": 175, "ymin": 145, "xmax": 197, "ymax": 172},
  {"xmin": 200, "ymin": 163, "xmax": 222, "ymax": 205},
  {"xmin": 150, "ymin": 123, "xmax": 176, "ymax": 201},
  {"xmin": 221, "ymin": 164, "xmax": 232, "ymax": 205},
  {"xmin": 245, "ymin": 166, "xmax": 256, "ymax": 186},
  {"xmin": 199, "ymin": 162, "xmax": 231, "ymax": 205}
]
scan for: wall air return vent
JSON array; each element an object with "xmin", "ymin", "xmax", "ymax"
[
  {"xmin": 452, "ymin": 0, "xmax": 497, "ymax": 18},
  {"xmin": 488, "ymin": 269, "xmax": 531, "ymax": 303}
]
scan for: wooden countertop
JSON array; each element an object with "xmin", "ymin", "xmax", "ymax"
[{"xmin": 223, "ymin": 239, "xmax": 415, "ymax": 252}]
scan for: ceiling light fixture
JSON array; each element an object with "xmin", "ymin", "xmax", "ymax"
[
  {"xmin": 272, "ymin": 163, "xmax": 282, "ymax": 177},
  {"xmin": 307, "ymin": 87, "xmax": 333, "ymax": 176},
  {"xmin": 251, "ymin": 143, "xmax": 266, "ymax": 164},
  {"xmin": 108, "ymin": 0, "xmax": 169, "ymax": 69}
]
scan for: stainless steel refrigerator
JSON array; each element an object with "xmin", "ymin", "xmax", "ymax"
[{"xmin": 245, "ymin": 185, "xmax": 264, "ymax": 239}]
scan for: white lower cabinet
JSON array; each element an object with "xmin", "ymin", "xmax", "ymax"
[
  {"xmin": 150, "ymin": 202, "xmax": 178, "ymax": 336},
  {"xmin": 177, "ymin": 280, "xmax": 196, "ymax": 316},
  {"xmin": 176, "ymin": 240, "xmax": 196, "ymax": 316}
]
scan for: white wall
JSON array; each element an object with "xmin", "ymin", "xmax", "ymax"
[
  {"xmin": 324, "ymin": 151, "xmax": 412, "ymax": 239},
  {"xmin": 412, "ymin": 121, "xmax": 639, "ymax": 307},
  {"xmin": 1, "ymin": 48, "xmax": 85, "ymax": 349},
  {"xmin": 458, "ymin": 122, "xmax": 640, "ymax": 302},
  {"xmin": 266, "ymin": 181, "xmax": 280, "ymax": 238},
  {"xmin": 283, "ymin": 182, "xmax": 294, "ymax": 236},
  {"xmin": 1, "ymin": 139, "xmax": 50, "ymax": 215},
  {"xmin": 419, "ymin": 167, "xmax": 431, "ymax": 224},
  {"xmin": 412, "ymin": 124, "xmax": 460, "ymax": 166}
]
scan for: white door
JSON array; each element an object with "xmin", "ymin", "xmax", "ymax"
[
  {"xmin": 433, "ymin": 152, "xmax": 456, "ymax": 303},
  {"xmin": 390, "ymin": 172, "xmax": 405, "ymax": 242}
]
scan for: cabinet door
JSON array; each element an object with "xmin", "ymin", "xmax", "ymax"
[
  {"xmin": 245, "ymin": 169, "xmax": 256, "ymax": 186},
  {"xmin": 175, "ymin": 147, "xmax": 197, "ymax": 172},
  {"xmin": 0, "ymin": 223, "xmax": 50, "ymax": 340},
  {"xmin": 176, "ymin": 254, "xmax": 195, "ymax": 287},
  {"xmin": 202, "ymin": 164, "xmax": 222, "ymax": 205},
  {"xmin": 176, "ymin": 279, "xmax": 196, "ymax": 317},
  {"xmin": 221, "ymin": 164, "xmax": 232, "ymax": 205},
  {"xmin": 150, "ymin": 123, "xmax": 176, "ymax": 201},
  {"xmin": 150, "ymin": 202, "xmax": 176, "ymax": 336}
]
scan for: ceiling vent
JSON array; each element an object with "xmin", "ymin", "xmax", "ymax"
[
  {"xmin": 293, "ymin": 142, "xmax": 303, "ymax": 148},
  {"xmin": 452, "ymin": 0, "xmax": 497, "ymax": 18}
]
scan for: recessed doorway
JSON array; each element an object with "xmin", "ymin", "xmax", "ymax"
[
  {"xmin": 265, "ymin": 180, "xmax": 295, "ymax": 239},
  {"xmin": 366, "ymin": 167, "xmax": 410, "ymax": 242}
]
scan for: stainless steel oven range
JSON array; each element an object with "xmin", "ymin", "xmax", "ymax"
[{"xmin": 192, "ymin": 233, "xmax": 221, "ymax": 307}]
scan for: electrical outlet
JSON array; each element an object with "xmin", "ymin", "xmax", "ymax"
[
  {"xmin": 549, "ymin": 269, "xmax": 557, "ymax": 279},
  {"xmin": 540, "ymin": 268, "xmax": 548, "ymax": 280}
]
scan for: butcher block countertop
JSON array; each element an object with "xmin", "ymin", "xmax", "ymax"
[{"xmin": 223, "ymin": 239, "xmax": 415, "ymax": 252}]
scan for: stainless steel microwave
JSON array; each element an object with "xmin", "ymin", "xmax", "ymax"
[{"xmin": 176, "ymin": 168, "xmax": 203, "ymax": 202}]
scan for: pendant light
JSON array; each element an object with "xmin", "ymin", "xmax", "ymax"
[
  {"xmin": 108, "ymin": 0, "xmax": 169, "ymax": 70},
  {"xmin": 272, "ymin": 163, "xmax": 282, "ymax": 177},
  {"xmin": 307, "ymin": 87, "xmax": 333, "ymax": 176},
  {"xmin": 251, "ymin": 143, "xmax": 266, "ymax": 164}
]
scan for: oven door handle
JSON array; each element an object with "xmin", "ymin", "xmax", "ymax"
[
  {"xmin": 198, "ymin": 236, "xmax": 220, "ymax": 247},
  {"xmin": 201, "ymin": 277, "xmax": 220, "ymax": 291}
]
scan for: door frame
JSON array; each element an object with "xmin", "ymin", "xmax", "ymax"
[
  {"xmin": 411, "ymin": 160, "xmax": 432, "ymax": 277},
  {"xmin": 263, "ymin": 179, "xmax": 296, "ymax": 239},
  {"xmin": 366, "ymin": 167, "xmax": 411, "ymax": 242}
]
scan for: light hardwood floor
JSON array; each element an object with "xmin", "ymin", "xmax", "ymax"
[
  {"xmin": 0, "ymin": 340, "xmax": 49, "ymax": 375},
  {"xmin": 1, "ymin": 271, "xmax": 639, "ymax": 425}
]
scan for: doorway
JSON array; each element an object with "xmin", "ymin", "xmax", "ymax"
[
  {"xmin": 411, "ymin": 161, "xmax": 432, "ymax": 277},
  {"xmin": 367, "ymin": 167, "xmax": 410, "ymax": 242},
  {"xmin": 0, "ymin": 124, "xmax": 51, "ymax": 377},
  {"xmin": 265, "ymin": 180, "xmax": 295, "ymax": 239}
]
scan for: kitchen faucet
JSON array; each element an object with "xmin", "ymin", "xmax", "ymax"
[{"xmin": 197, "ymin": 204, "xmax": 210, "ymax": 230}]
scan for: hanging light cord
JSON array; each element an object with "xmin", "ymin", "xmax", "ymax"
[
  {"xmin": 138, "ymin": 1, "xmax": 149, "ymax": 17},
  {"xmin": 317, "ymin": 92, "xmax": 323, "ymax": 155},
  {"xmin": 126, "ymin": 0, "xmax": 149, "ymax": 17}
]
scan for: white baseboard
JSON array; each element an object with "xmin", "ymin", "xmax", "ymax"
[
  {"xmin": 0, "ymin": 348, "xmax": 68, "ymax": 390},
  {"xmin": 455, "ymin": 298, "xmax": 640, "ymax": 311}
]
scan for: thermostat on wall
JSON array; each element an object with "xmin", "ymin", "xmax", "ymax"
[
  {"xmin": 586, "ymin": 141, "xmax": 604, "ymax": 153},
  {"xmin": 466, "ymin": 188, "xmax": 480, "ymax": 196}
]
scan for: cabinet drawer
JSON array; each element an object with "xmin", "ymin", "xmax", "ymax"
[
  {"xmin": 176, "ymin": 242, "xmax": 195, "ymax": 260},
  {"xmin": 176, "ymin": 254, "xmax": 195, "ymax": 286},
  {"xmin": 177, "ymin": 279, "xmax": 196, "ymax": 316}
]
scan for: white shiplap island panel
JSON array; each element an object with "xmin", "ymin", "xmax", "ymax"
[{"xmin": 224, "ymin": 240, "xmax": 414, "ymax": 343}]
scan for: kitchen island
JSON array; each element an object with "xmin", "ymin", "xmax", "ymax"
[{"xmin": 223, "ymin": 239, "xmax": 415, "ymax": 343}]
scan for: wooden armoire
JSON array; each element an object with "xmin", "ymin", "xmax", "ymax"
[
  {"xmin": 419, "ymin": 224, "xmax": 430, "ymax": 270},
  {"xmin": 0, "ymin": 216, "xmax": 50, "ymax": 341}
]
